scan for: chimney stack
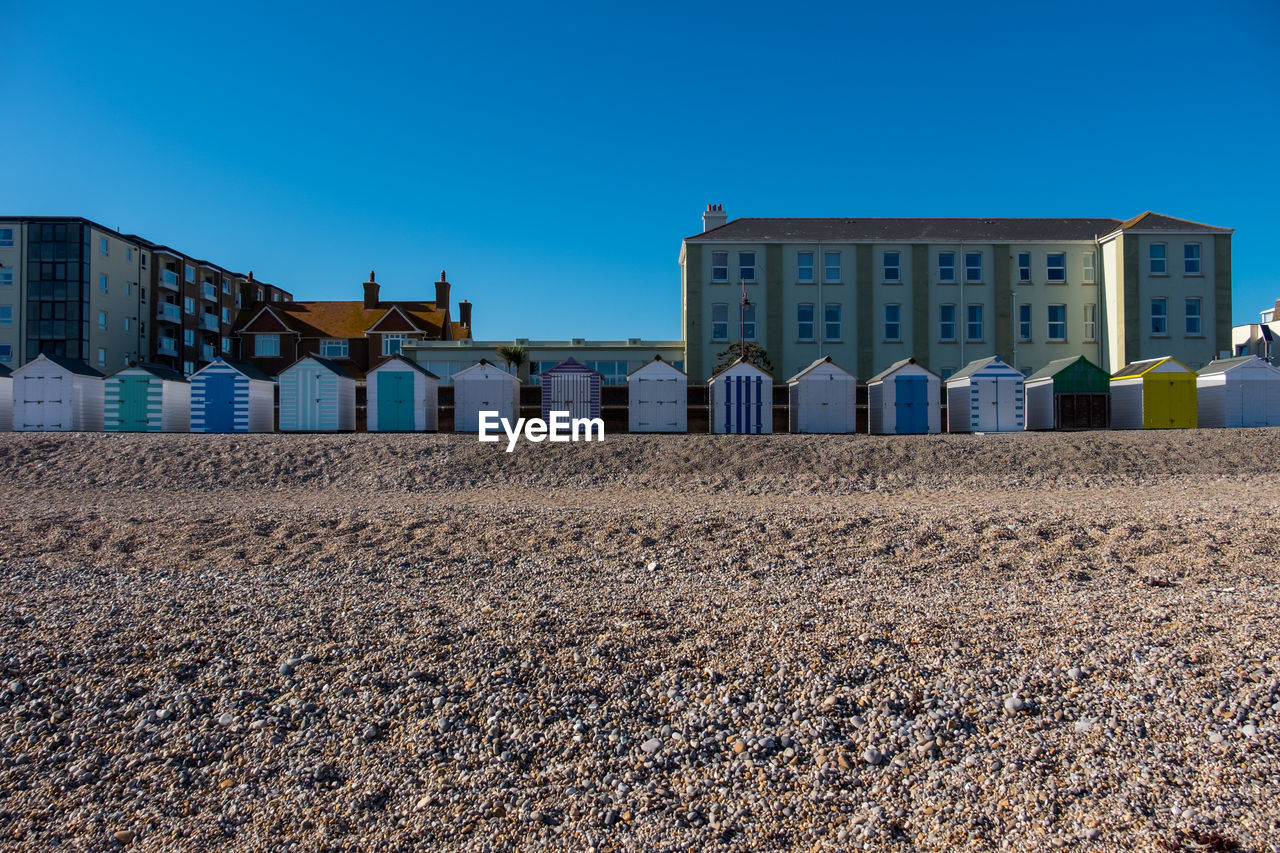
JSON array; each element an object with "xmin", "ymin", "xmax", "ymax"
[
  {"xmin": 434, "ymin": 270, "xmax": 451, "ymax": 313},
  {"xmin": 363, "ymin": 270, "xmax": 380, "ymax": 309},
  {"xmin": 702, "ymin": 203, "xmax": 727, "ymax": 233},
  {"xmin": 458, "ymin": 300, "xmax": 472, "ymax": 332}
]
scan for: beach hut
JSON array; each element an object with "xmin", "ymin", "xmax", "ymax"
[
  {"xmin": 190, "ymin": 358, "xmax": 276, "ymax": 433},
  {"xmin": 867, "ymin": 358, "xmax": 942, "ymax": 435},
  {"xmin": 104, "ymin": 363, "xmax": 190, "ymax": 432},
  {"xmin": 278, "ymin": 355, "xmax": 357, "ymax": 432},
  {"xmin": 540, "ymin": 357, "xmax": 603, "ymax": 422},
  {"xmin": 367, "ymin": 355, "xmax": 439, "ymax": 432},
  {"xmin": 452, "ymin": 359, "xmax": 520, "ymax": 432},
  {"xmin": 1195, "ymin": 355, "xmax": 1280, "ymax": 428},
  {"xmin": 787, "ymin": 356, "xmax": 857, "ymax": 434},
  {"xmin": 945, "ymin": 356, "xmax": 1025, "ymax": 433},
  {"xmin": 627, "ymin": 355, "xmax": 687, "ymax": 433},
  {"xmin": 709, "ymin": 358, "xmax": 772, "ymax": 434},
  {"xmin": 11, "ymin": 353, "xmax": 104, "ymax": 432},
  {"xmin": 1110, "ymin": 357, "xmax": 1197, "ymax": 430},
  {"xmin": 0, "ymin": 365, "xmax": 11, "ymax": 433},
  {"xmin": 1024, "ymin": 355, "xmax": 1111, "ymax": 431}
]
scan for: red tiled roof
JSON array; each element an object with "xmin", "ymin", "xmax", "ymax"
[{"xmin": 233, "ymin": 301, "xmax": 449, "ymax": 340}]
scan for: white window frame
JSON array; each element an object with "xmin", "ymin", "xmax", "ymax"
[
  {"xmin": 184, "ymin": 296, "xmax": 195, "ymax": 315},
  {"xmin": 183, "ymin": 360, "xmax": 194, "ymax": 376},
  {"xmin": 1150, "ymin": 297, "xmax": 1168, "ymax": 336},
  {"xmin": 797, "ymin": 252, "xmax": 814, "ymax": 283},
  {"xmin": 0, "ymin": 268, "xmax": 12, "ymax": 287},
  {"xmin": 320, "ymin": 338, "xmax": 350, "ymax": 359},
  {"xmin": 98, "ymin": 347, "xmax": 107, "ymax": 365},
  {"xmin": 824, "ymin": 303, "xmax": 841, "ymax": 341},
  {"xmin": 883, "ymin": 304, "xmax": 901, "ymax": 342},
  {"xmin": 1149, "ymin": 243, "xmax": 1167, "ymax": 276},
  {"xmin": 711, "ymin": 303, "xmax": 728, "ymax": 341},
  {"xmin": 382, "ymin": 333, "xmax": 408, "ymax": 356},
  {"xmin": 1017, "ymin": 252, "xmax": 1031, "ymax": 283},
  {"xmin": 1083, "ymin": 303, "xmax": 1097, "ymax": 341},
  {"xmin": 222, "ymin": 337, "xmax": 232, "ymax": 354},
  {"xmin": 938, "ymin": 252, "xmax": 956, "ymax": 283},
  {"xmin": 939, "ymin": 304, "xmax": 956, "ymax": 341},
  {"xmin": 1184, "ymin": 243, "xmax": 1201, "ymax": 275},
  {"xmin": 967, "ymin": 304, "xmax": 984, "ymax": 342},
  {"xmin": 738, "ymin": 252, "xmax": 756, "ymax": 283},
  {"xmin": 185, "ymin": 264, "xmax": 195, "ymax": 283},
  {"xmin": 711, "ymin": 251, "xmax": 728, "ymax": 282},
  {"xmin": 797, "ymin": 303, "xmax": 815, "ymax": 341},
  {"xmin": 1083, "ymin": 251, "xmax": 1096, "ymax": 284},
  {"xmin": 221, "ymin": 307, "xmax": 230, "ymax": 323},
  {"xmin": 1018, "ymin": 303, "xmax": 1032, "ymax": 342},
  {"xmin": 256, "ymin": 334, "xmax": 280, "ymax": 357},
  {"xmin": 883, "ymin": 251, "xmax": 901, "ymax": 283},
  {"xmin": 126, "ymin": 248, "xmax": 133, "ymax": 262},
  {"xmin": 823, "ymin": 251, "xmax": 841, "ymax": 283},
  {"xmin": 1185, "ymin": 297, "xmax": 1202, "ymax": 336},
  {"xmin": 0, "ymin": 343, "xmax": 11, "ymax": 363},
  {"xmin": 1046, "ymin": 253, "xmax": 1066, "ymax": 282},
  {"xmin": 964, "ymin": 252, "xmax": 982, "ymax": 283},
  {"xmin": 1047, "ymin": 304, "xmax": 1067, "ymax": 341},
  {"xmin": 741, "ymin": 304, "xmax": 757, "ymax": 341}
]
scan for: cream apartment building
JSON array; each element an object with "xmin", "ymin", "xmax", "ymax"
[{"xmin": 680, "ymin": 207, "xmax": 1232, "ymax": 382}]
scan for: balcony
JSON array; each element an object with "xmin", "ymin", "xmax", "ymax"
[
  {"xmin": 201, "ymin": 283, "xmax": 218, "ymax": 302},
  {"xmin": 159, "ymin": 270, "xmax": 180, "ymax": 292},
  {"xmin": 155, "ymin": 302, "xmax": 182, "ymax": 324},
  {"xmin": 157, "ymin": 338, "xmax": 178, "ymax": 357},
  {"xmin": 201, "ymin": 344, "xmax": 216, "ymax": 362},
  {"xmin": 198, "ymin": 313, "xmax": 220, "ymax": 332}
]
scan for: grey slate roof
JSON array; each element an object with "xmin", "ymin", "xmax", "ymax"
[
  {"xmin": 867, "ymin": 357, "xmax": 937, "ymax": 384},
  {"xmin": 32, "ymin": 352, "xmax": 104, "ymax": 377},
  {"xmin": 1197, "ymin": 355, "xmax": 1279, "ymax": 375},
  {"xmin": 687, "ymin": 218, "xmax": 1122, "ymax": 243},
  {"xmin": 1114, "ymin": 212, "xmax": 1233, "ymax": 234},
  {"xmin": 110, "ymin": 363, "xmax": 188, "ymax": 382},
  {"xmin": 947, "ymin": 356, "xmax": 1018, "ymax": 383},
  {"xmin": 787, "ymin": 355, "xmax": 855, "ymax": 383},
  {"xmin": 1025, "ymin": 355, "xmax": 1104, "ymax": 384},
  {"xmin": 292, "ymin": 354, "xmax": 356, "ymax": 379},
  {"xmin": 373, "ymin": 354, "xmax": 439, "ymax": 380}
]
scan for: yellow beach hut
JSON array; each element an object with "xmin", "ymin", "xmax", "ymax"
[{"xmin": 1110, "ymin": 357, "xmax": 1197, "ymax": 429}]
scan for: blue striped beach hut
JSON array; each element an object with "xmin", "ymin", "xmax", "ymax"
[
  {"xmin": 104, "ymin": 363, "xmax": 190, "ymax": 433},
  {"xmin": 945, "ymin": 355, "xmax": 1025, "ymax": 433},
  {"xmin": 190, "ymin": 357, "xmax": 276, "ymax": 433},
  {"xmin": 709, "ymin": 358, "xmax": 772, "ymax": 434}
]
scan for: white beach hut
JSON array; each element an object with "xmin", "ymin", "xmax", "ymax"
[
  {"xmin": 709, "ymin": 358, "xmax": 772, "ymax": 434},
  {"xmin": 12, "ymin": 353, "xmax": 105, "ymax": 432},
  {"xmin": 367, "ymin": 355, "xmax": 439, "ymax": 432},
  {"xmin": 104, "ymin": 363, "xmax": 191, "ymax": 432},
  {"xmin": 627, "ymin": 355, "xmax": 687, "ymax": 433},
  {"xmin": 278, "ymin": 355, "xmax": 357, "ymax": 432},
  {"xmin": 866, "ymin": 358, "xmax": 941, "ymax": 435},
  {"xmin": 0, "ymin": 365, "xmax": 11, "ymax": 433},
  {"xmin": 1195, "ymin": 355, "xmax": 1280, "ymax": 428},
  {"xmin": 452, "ymin": 359, "xmax": 521, "ymax": 432},
  {"xmin": 787, "ymin": 356, "xmax": 857, "ymax": 434},
  {"xmin": 189, "ymin": 358, "xmax": 276, "ymax": 433},
  {"xmin": 945, "ymin": 356, "xmax": 1025, "ymax": 433},
  {"xmin": 540, "ymin": 357, "xmax": 603, "ymax": 422}
]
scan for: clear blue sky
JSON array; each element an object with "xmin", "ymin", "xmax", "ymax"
[{"xmin": 8, "ymin": 1, "xmax": 1279, "ymax": 338}]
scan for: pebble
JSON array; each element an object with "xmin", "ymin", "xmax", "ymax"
[
  {"xmin": 216, "ymin": 713, "xmax": 234, "ymax": 727},
  {"xmin": 112, "ymin": 830, "xmax": 136, "ymax": 844},
  {"xmin": 1004, "ymin": 695, "xmax": 1025, "ymax": 712},
  {"xmin": 863, "ymin": 748, "xmax": 884, "ymax": 765},
  {"xmin": 1067, "ymin": 667, "xmax": 1085, "ymax": 681}
]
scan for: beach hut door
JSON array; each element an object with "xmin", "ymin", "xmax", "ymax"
[
  {"xmin": 204, "ymin": 372, "xmax": 236, "ymax": 432},
  {"xmin": 119, "ymin": 377, "xmax": 151, "ymax": 429},
  {"xmin": 378, "ymin": 371, "xmax": 415, "ymax": 431},
  {"xmin": 298, "ymin": 369, "xmax": 319, "ymax": 430},
  {"xmin": 895, "ymin": 375, "xmax": 927, "ymax": 434},
  {"xmin": 553, "ymin": 374, "xmax": 592, "ymax": 420},
  {"xmin": 20, "ymin": 375, "xmax": 52, "ymax": 428}
]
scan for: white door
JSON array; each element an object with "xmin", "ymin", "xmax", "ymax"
[
  {"xmin": 19, "ymin": 375, "xmax": 48, "ymax": 429},
  {"xmin": 298, "ymin": 370, "xmax": 318, "ymax": 430},
  {"xmin": 976, "ymin": 378, "xmax": 998, "ymax": 431}
]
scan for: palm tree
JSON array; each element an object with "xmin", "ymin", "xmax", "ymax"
[{"xmin": 497, "ymin": 344, "xmax": 528, "ymax": 378}]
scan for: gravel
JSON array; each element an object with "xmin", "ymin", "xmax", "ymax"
[{"xmin": 0, "ymin": 430, "xmax": 1278, "ymax": 851}]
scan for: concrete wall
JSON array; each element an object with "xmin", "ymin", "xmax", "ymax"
[{"xmin": 87, "ymin": 226, "xmax": 147, "ymax": 372}]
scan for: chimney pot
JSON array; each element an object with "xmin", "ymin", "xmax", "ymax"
[
  {"xmin": 440, "ymin": 270, "xmax": 447, "ymax": 282},
  {"xmin": 702, "ymin": 203, "xmax": 728, "ymax": 233}
]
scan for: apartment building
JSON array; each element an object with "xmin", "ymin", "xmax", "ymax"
[
  {"xmin": 1232, "ymin": 299, "xmax": 1278, "ymax": 366},
  {"xmin": 0, "ymin": 217, "xmax": 290, "ymax": 374},
  {"xmin": 680, "ymin": 206, "xmax": 1232, "ymax": 382}
]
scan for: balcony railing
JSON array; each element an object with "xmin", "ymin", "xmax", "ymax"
[
  {"xmin": 200, "ymin": 344, "xmax": 216, "ymax": 362},
  {"xmin": 157, "ymin": 338, "xmax": 178, "ymax": 357},
  {"xmin": 159, "ymin": 270, "xmax": 181, "ymax": 292},
  {"xmin": 201, "ymin": 283, "xmax": 218, "ymax": 302},
  {"xmin": 155, "ymin": 302, "xmax": 182, "ymax": 324},
  {"xmin": 198, "ymin": 313, "xmax": 220, "ymax": 332}
]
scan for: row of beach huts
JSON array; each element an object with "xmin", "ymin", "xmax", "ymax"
[{"xmin": 0, "ymin": 351, "xmax": 1278, "ymax": 434}]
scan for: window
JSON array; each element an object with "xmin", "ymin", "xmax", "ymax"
[
  {"xmin": 741, "ymin": 304, "xmax": 756, "ymax": 341},
  {"xmin": 938, "ymin": 252, "xmax": 955, "ymax": 283},
  {"xmin": 99, "ymin": 273, "xmax": 108, "ymax": 294},
  {"xmin": 797, "ymin": 304, "xmax": 814, "ymax": 340},
  {"xmin": 126, "ymin": 248, "xmax": 133, "ymax": 261},
  {"xmin": 98, "ymin": 310, "xmax": 108, "ymax": 330},
  {"xmin": 940, "ymin": 367, "xmax": 956, "ymax": 380},
  {"xmin": 1184, "ymin": 244, "xmax": 1201, "ymax": 275},
  {"xmin": 738, "ymin": 252, "xmax": 756, "ymax": 282},
  {"xmin": 183, "ymin": 360, "xmax": 194, "ymax": 376},
  {"xmin": 939, "ymin": 304, "xmax": 956, "ymax": 341},
  {"xmin": 824, "ymin": 304, "xmax": 841, "ymax": 341},
  {"xmin": 883, "ymin": 304, "xmax": 901, "ymax": 341},
  {"xmin": 824, "ymin": 252, "xmax": 841, "ymax": 283},
  {"xmin": 1018, "ymin": 304, "xmax": 1032, "ymax": 342},
  {"xmin": 0, "ymin": 306, "xmax": 11, "ymax": 324},
  {"xmin": 1151, "ymin": 298, "xmax": 1168, "ymax": 335},
  {"xmin": 99, "ymin": 238, "xmax": 109, "ymax": 257},
  {"xmin": 585, "ymin": 361, "xmax": 629, "ymax": 386},
  {"xmin": 124, "ymin": 317, "xmax": 132, "ymax": 332},
  {"xmin": 1047, "ymin": 304, "xmax": 1067, "ymax": 341},
  {"xmin": 711, "ymin": 252, "xmax": 728, "ymax": 282},
  {"xmin": 98, "ymin": 347, "xmax": 106, "ymax": 365},
  {"xmin": 321, "ymin": 339, "xmax": 349, "ymax": 358},
  {"xmin": 383, "ymin": 334, "xmax": 408, "ymax": 355},
  {"xmin": 0, "ymin": 228, "xmax": 13, "ymax": 247},
  {"xmin": 0, "ymin": 344, "xmax": 11, "ymax": 363},
  {"xmin": 222, "ymin": 337, "xmax": 232, "ymax": 354},
  {"xmin": 797, "ymin": 252, "xmax": 814, "ymax": 283},
  {"xmin": 1047, "ymin": 253, "xmax": 1066, "ymax": 282},
  {"xmin": 256, "ymin": 334, "xmax": 280, "ymax": 357},
  {"xmin": 184, "ymin": 265, "xmax": 195, "ymax": 283},
  {"xmin": 141, "ymin": 254, "xmax": 147, "ymax": 269},
  {"xmin": 184, "ymin": 297, "xmax": 195, "ymax": 314},
  {"xmin": 1083, "ymin": 304, "xmax": 1097, "ymax": 341},
  {"xmin": 711, "ymin": 303, "xmax": 728, "ymax": 340},
  {"xmin": 1185, "ymin": 298, "xmax": 1202, "ymax": 335},
  {"xmin": 184, "ymin": 329, "xmax": 195, "ymax": 346},
  {"xmin": 222, "ymin": 307, "xmax": 230, "ymax": 323},
  {"xmin": 222, "ymin": 280, "xmax": 231, "ymax": 294},
  {"xmin": 883, "ymin": 252, "xmax": 901, "ymax": 283},
  {"xmin": 0, "ymin": 268, "xmax": 12, "ymax": 287},
  {"xmin": 964, "ymin": 252, "xmax": 982, "ymax": 283},
  {"xmin": 1149, "ymin": 243, "xmax": 1166, "ymax": 275},
  {"xmin": 272, "ymin": 292, "xmax": 280, "ymax": 302},
  {"xmin": 1083, "ymin": 251, "xmax": 1096, "ymax": 283},
  {"xmin": 1017, "ymin": 253, "xmax": 1030, "ymax": 283},
  {"xmin": 967, "ymin": 304, "xmax": 984, "ymax": 341},
  {"xmin": 256, "ymin": 287, "xmax": 264, "ymax": 301}
]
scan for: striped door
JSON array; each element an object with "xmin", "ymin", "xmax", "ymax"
[
  {"xmin": 724, "ymin": 375, "xmax": 763, "ymax": 433},
  {"xmin": 298, "ymin": 370, "xmax": 319, "ymax": 430}
]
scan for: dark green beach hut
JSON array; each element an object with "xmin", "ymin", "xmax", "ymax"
[{"xmin": 1024, "ymin": 355, "xmax": 1110, "ymax": 430}]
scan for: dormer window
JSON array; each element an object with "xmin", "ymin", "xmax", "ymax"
[{"xmin": 383, "ymin": 334, "xmax": 407, "ymax": 356}]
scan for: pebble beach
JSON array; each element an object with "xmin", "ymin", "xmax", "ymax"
[{"xmin": 1, "ymin": 430, "xmax": 1278, "ymax": 851}]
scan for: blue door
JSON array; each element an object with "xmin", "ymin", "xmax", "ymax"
[
  {"xmin": 895, "ymin": 375, "xmax": 928, "ymax": 434},
  {"xmin": 203, "ymin": 372, "xmax": 237, "ymax": 433}
]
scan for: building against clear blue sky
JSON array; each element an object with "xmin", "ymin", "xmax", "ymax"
[{"xmin": 6, "ymin": 1, "xmax": 1278, "ymax": 340}]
